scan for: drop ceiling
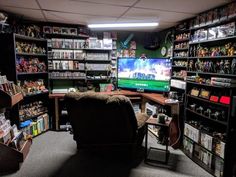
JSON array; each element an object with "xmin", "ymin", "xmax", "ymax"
[{"xmin": 0, "ymin": 0, "xmax": 231, "ymax": 31}]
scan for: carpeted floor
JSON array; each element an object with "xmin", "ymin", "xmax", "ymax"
[{"xmin": 2, "ymin": 131, "xmax": 213, "ymax": 177}]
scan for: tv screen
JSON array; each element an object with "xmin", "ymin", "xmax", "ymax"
[{"xmin": 117, "ymin": 57, "xmax": 171, "ymax": 92}]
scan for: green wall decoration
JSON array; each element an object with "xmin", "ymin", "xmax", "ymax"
[{"xmin": 116, "ymin": 29, "xmax": 173, "ymax": 58}]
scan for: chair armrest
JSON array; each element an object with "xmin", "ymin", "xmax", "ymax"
[{"xmin": 135, "ymin": 113, "xmax": 149, "ymax": 129}]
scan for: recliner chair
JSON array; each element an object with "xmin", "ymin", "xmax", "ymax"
[{"xmin": 65, "ymin": 92, "xmax": 149, "ymax": 153}]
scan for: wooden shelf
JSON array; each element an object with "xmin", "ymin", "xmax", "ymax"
[
  {"xmin": 171, "ymin": 76, "xmax": 185, "ymax": 80},
  {"xmin": 0, "ymin": 139, "xmax": 32, "ymax": 173},
  {"xmin": 17, "ymin": 72, "xmax": 48, "ymax": 75},
  {"xmin": 187, "ymin": 71, "xmax": 236, "ymax": 77},
  {"xmin": 0, "ymin": 91, "xmax": 23, "ymax": 108},
  {"xmin": 20, "ymin": 111, "xmax": 48, "ymax": 122},
  {"xmin": 16, "ymin": 52, "xmax": 47, "ymax": 57},
  {"xmin": 189, "ymin": 36, "xmax": 236, "ymax": 45},
  {"xmin": 186, "ymin": 81, "xmax": 234, "ymax": 88},
  {"xmin": 49, "ymin": 69, "xmax": 85, "ymax": 72},
  {"xmin": 172, "ymin": 65, "xmax": 187, "ymax": 68},
  {"xmin": 187, "ymin": 94, "xmax": 230, "ymax": 108},
  {"xmin": 83, "ymin": 48, "xmax": 112, "ymax": 51},
  {"xmin": 23, "ymin": 91, "xmax": 49, "ymax": 98},
  {"xmin": 44, "ymin": 33, "xmax": 89, "ymax": 38},
  {"xmin": 50, "ymin": 47, "xmax": 84, "ymax": 50},
  {"xmin": 173, "ymin": 48, "xmax": 189, "ymax": 51},
  {"xmin": 172, "ymin": 57, "xmax": 188, "ymax": 59},
  {"xmin": 48, "ymin": 58, "xmax": 84, "ymax": 61},
  {"xmin": 86, "ymin": 70, "xmax": 110, "ymax": 72},
  {"xmin": 85, "ymin": 59, "xmax": 111, "ymax": 62},
  {"xmin": 186, "ymin": 108, "xmax": 227, "ymax": 126},
  {"xmin": 49, "ymin": 77, "xmax": 86, "ymax": 80},
  {"xmin": 14, "ymin": 34, "xmax": 47, "ymax": 42},
  {"xmin": 174, "ymin": 38, "xmax": 190, "ymax": 43},
  {"xmin": 86, "ymin": 78, "xmax": 110, "ymax": 81},
  {"xmin": 188, "ymin": 56, "xmax": 236, "ymax": 59}
]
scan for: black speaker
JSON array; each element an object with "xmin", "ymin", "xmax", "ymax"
[{"xmin": 231, "ymin": 96, "xmax": 236, "ymax": 117}]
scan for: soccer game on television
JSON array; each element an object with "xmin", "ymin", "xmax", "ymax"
[{"xmin": 117, "ymin": 57, "xmax": 171, "ymax": 92}]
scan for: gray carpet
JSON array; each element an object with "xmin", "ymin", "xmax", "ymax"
[{"xmin": 2, "ymin": 131, "xmax": 213, "ymax": 177}]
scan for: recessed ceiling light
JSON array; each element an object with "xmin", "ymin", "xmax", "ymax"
[{"xmin": 88, "ymin": 22, "xmax": 159, "ymax": 28}]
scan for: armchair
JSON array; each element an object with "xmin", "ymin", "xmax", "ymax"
[{"xmin": 65, "ymin": 92, "xmax": 149, "ymax": 152}]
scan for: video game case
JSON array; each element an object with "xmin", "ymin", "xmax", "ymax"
[
  {"xmin": 200, "ymin": 132, "xmax": 213, "ymax": 151},
  {"xmin": 211, "ymin": 81, "xmax": 236, "ymax": 87},
  {"xmin": 211, "ymin": 77, "xmax": 236, "ymax": 83}
]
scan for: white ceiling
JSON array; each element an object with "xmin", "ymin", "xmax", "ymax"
[{"xmin": 0, "ymin": 0, "xmax": 230, "ymax": 31}]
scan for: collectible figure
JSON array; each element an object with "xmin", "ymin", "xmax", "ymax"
[
  {"xmin": 206, "ymin": 10, "xmax": 213, "ymax": 24},
  {"xmin": 188, "ymin": 60, "xmax": 194, "ymax": 71},
  {"xmin": 204, "ymin": 109, "xmax": 212, "ymax": 117},
  {"xmin": 196, "ymin": 106, "xmax": 204, "ymax": 114},
  {"xmin": 231, "ymin": 58, "xmax": 236, "ymax": 74},
  {"xmin": 212, "ymin": 9, "xmax": 219, "ymax": 22},
  {"xmin": 214, "ymin": 61, "xmax": 220, "ymax": 73},
  {"xmin": 219, "ymin": 60, "xmax": 225, "ymax": 73},
  {"xmin": 228, "ymin": 2, "xmax": 236, "ymax": 17},
  {"xmin": 224, "ymin": 60, "xmax": 231, "ymax": 74}
]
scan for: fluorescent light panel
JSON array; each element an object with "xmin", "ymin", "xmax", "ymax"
[{"xmin": 88, "ymin": 22, "xmax": 159, "ymax": 28}]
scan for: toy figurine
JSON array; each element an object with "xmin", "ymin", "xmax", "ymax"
[
  {"xmin": 219, "ymin": 60, "xmax": 225, "ymax": 73},
  {"xmin": 224, "ymin": 60, "xmax": 231, "ymax": 74},
  {"xmin": 231, "ymin": 58, "xmax": 236, "ymax": 74},
  {"xmin": 211, "ymin": 47, "xmax": 218, "ymax": 56},
  {"xmin": 188, "ymin": 60, "xmax": 194, "ymax": 71},
  {"xmin": 229, "ymin": 46, "xmax": 235, "ymax": 56},
  {"xmin": 209, "ymin": 61, "xmax": 214, "ymax": 72}
]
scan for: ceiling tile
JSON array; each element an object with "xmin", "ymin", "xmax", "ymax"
[
  {"xmin": 0, "ymin": 6, "xmax": 45, "ymax": 20},
  {"xmin": 70, "ymin": 0, "xmax": 137, "ymax": 6},
  {"xmin": 135, "ymin": 0, "xmax": 228, "ymax": 14},
  {"xmin": 0, "ymin": 0, "xmax": 39, "ymax": 9},
  {"xmin": 44, "ymin": 11, "xmax": 118, "ymax": 25},
  {"xmin": 38, "ymin": 0, "xmax": 129, "ymax": 17},
  {"xmin": 123, "ymin": 8, "xmax": 195, "ymax": 23}
]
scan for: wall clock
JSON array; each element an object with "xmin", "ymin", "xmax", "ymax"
[{"xmin": 161, "ymin": 46, "xmax": 167, "ymax": 56}]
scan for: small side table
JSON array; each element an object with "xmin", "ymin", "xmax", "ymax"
[{"xmin": 145, "ymin": 117, "xmax": 172, "ymax": 164}]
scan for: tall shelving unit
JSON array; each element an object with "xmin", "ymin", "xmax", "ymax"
[
  {"xmin": 44, "ymin": 25, "xmax": 113, "ymax": 92},
  {"xmin": 182, "ymin": 2, "xmax": 236, "ymax": 177},
  {"xmin": 0, "ymin": 33, "xmax": 50, "ymax": 137},
  {"xmin": 171, "ymin": 22, "xmax": 190, "ymax": 96}
]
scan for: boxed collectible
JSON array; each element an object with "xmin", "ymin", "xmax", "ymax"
[
  {"xmin": 206, "ymin": 10, "xmax": 214, "ymax": 24},
  {"xmin": 69, "ymin": 28, "xmax": 77, "ymax": 35},
  {"xmin": 212, "ymin": 9, "xmax": 219, "ymax": 23},
  {"xmin": 200, "ymin": 132, "xmax": 213, "ymax": 151},
  {"xmin": 208, "ymin": 27, "xmax": 218, "ymax": 40},
  {"xmin": 199, "ymin": 13, "xmax": 206, "ymax": 26},
  {"xmin": 219, "ymin": 6, "xmax": 228, "ymax": 21},
  {"xmin": 198, "ymin": 29, "xmax": 208, "ymax": 41},
  {"xmin": 228, "ymin": 2, "xmax": 236, "ymax": 18},
  {"xmin": 43, "ymin": 26, "xmax": 52, "ymax": 34},
  {"xmin": 53, "ymin": 27, "xmax": 61, "ymax": 34},
  {"xmin": 217, "ymin": 22, "xmax": 235, "ymax": 38}
]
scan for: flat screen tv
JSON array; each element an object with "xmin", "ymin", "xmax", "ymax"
[{"xmin": 117, "ymin": 57, "xmax": 171, "ymax": 92}]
